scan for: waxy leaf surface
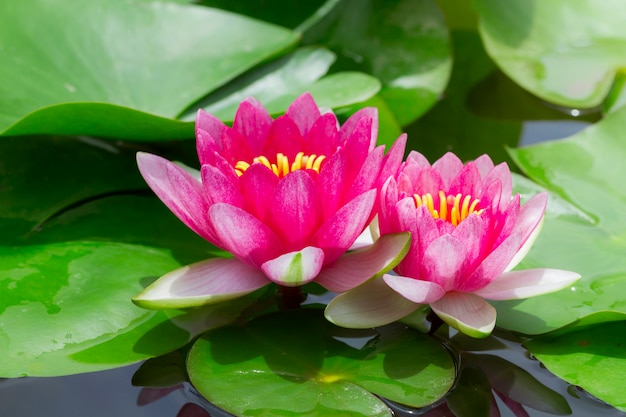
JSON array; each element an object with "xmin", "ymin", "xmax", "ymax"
[
  {"xmin": 188, "ymin": 310, "xmax": 455, "ymax": 417},
  {"xmin": 494, "ymin": 107, "xmax": 626, "ymax": 334}
]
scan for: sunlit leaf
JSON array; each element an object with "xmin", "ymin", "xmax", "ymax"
[
  {"xmin": 0, "ymin": 0, "xmax": 297, "ymax": 139},
  {"xmin": 187, "ymin": 310, "xmax": 455, "ymax": 417},
  {"xmin": 405, "ymin": 31, "xmax": 520, "ymax": 164},
  {"xmin": 494, "ymin": 107, "xmax": 626, "ymax": 334},
  {"xmin": 303, "ymin": 0, "xmax": 452, "ymax": 126},
  {"xmin": 475, "ymin": 0, "xmax": 626, "ymax": 109},
  {"xmin": 525, "ymin": 321, "xmax": 626, "ymax": 412},
  {"xmin": 181, "ymin": 47, "xmax": 380, "ymax": 122}
]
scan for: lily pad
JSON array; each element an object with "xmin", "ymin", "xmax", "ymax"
[
  {"xmin": 475, "ymin": 0, "xmax": 626, "ymax": 109},
  {"xmin": 187, "ymin": 310, "xmax": 455, "ymax": 417},
  {"xmin": 303, "ymin": 0, "xmax": 452, "ymax": 126},
  {"xmin": 405, "ymin": 31, "xmax": 521, "ymax": 164},
  {"xmin": 180, "ymin": 47, "xmax": 381, "ymax": 122},
  {"xmin": 0, "ymin": 0, "xmax": 298, "ymax": 139},
  {"xmin": 493, "ymin": 106, "xmax": 626, "ymax": 334},
  {"xmin": 0, "ymin": 136, "xmax": 231, "ymax": 376},
  {"xmin": 525, "ymin": 321, "xmax": 626, "ymax": 412}
]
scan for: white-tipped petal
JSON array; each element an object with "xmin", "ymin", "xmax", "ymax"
[
  {"xmin": 474, "ymin": 268, "xmax": 581, "ymax": 300},
  {"xmin": 133, "ymin": 258, "xmax": 268, "ymax": 309},
  {"xmin": 325, "ymin": 278, "xmax": 420, "ymax": 328},
  {"xmin": 316, "ymin": 232, "xmax": 411, "ymax": 292},
  {"xmin": 505, "ymin": 217, "xmax": 544, "ymax": 272},
  {"xmin": 261, "ymin": 247, "xmax": 325, "ymax": 287},
  {"xmin": 431, "ymin": 292, "xmax": 496, "ymax": 338},
  {"xmin": 382, "ymin": 274, "xmax": 446, "ymax": 304}
]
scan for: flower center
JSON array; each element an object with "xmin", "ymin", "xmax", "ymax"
[
  {"xmin": 414, "ymin": 191, "xmax": 483, "ymax": 226},
  {"xmin": 234, "ymin": 152, "xmax": 326, "ymax": 178}
]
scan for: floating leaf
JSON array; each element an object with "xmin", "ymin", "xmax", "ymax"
[
  {"xmin": 494, "ymin": 107, "xmax": 626, "ymax": 334},
  {"xmin": 187, "ymin": 310, "xmax": 455, "ymax": 417},
  {"xmin": 525, "ymin": 321, "xmax": 626, "ymax": 412},
  {"xmin": 303, "ymin": 0, "xmax": 452, "ymax": 126},
  {"xmin": 181, "ymin": 47, "xmax": 380, "ymax": 122},
  {"xmin": 0, "ymin": 0, "xmax": 297, "ymax": 139},
  {"xmin": 475, "ymin": 0, "xmax": 626, "ymax": 109}
]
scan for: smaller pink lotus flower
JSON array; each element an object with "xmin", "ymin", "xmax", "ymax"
[
  {"xmin": 133, "ymin": 93, "xmax": 409, "ymax": 309},
  {"xmin": 325, "ymin": 152, "xmax": 580, "ymax": 337}
]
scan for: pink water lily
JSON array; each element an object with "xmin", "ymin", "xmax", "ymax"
[
  {"xmin": 133, "ymin": 93, "xmax": 409, "ymax": 309},
  {"xmin": 326, "ymin": 152, "xmax": 580, "ymax": 337}
]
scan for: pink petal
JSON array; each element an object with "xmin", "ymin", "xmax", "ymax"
[
  {"xmin": 239, "ymin": 163, "xmax": 279, "ymax": 220},
  {"xmin": 422, "ymin": 235, "xmax": 470, "ymax": 291},
  {"xmin": 316, "ymin": 232, "xmax": 411, "ymax": 292},
  {"xmin": 267, "ymin": 170, "xmax": 321, "ymax": 251},
  {"xmin": 432, "ymin": 152, "xmax": 464, "ymax": 189},
  {"xmin": 137, "ymin": 152, "xmax": 215, "ymax": 242},
  {"xmin": 473, "ymin": 154, "xmax": 495, "ymax": 178},
  {"xmin": 460, "ymin": 232, "xmax": 522, "ymax": 292},
  {"xmin": 482, "ymin": 162, "xmax": 513, "ymax": 210},
  {"xmin": 513, "ymin": 193, "xmax": 548, "ymax": 249},
  {"xmin": 413, "ymin": 167, "xmax": 445, "ymax": 196},
  {"xmin": 132, "ymin": 257, "xmax": 269, "ymax": 309},
  {"xmin": 324, "ymin": 278, "xmax": 420, "ymax": 328},
  {"xmin": 452, "ymin": 214, "xmax": 486, "ymax": 266},
  {"xmin": 448, "ymin": 161, "xmax": 482, "ymax": 198},
  {"xmin": 232, "ymin": 97, "xmax": 272, "ymax": 155},
  {"xmin": 474, "ymin": 269, "xmax": 580, "ymax": 300},
  {"xmin": 196, "ymin": 127, "xmax": 223, "ymax": 166},
  {"xmin": 313, "ymin": 189, "xmax": 377, "ymax": 263},
  {"xmin": 431, "ymin": 292, "xmax": 496, "ymax": 338},
  {"xmin": 317, "ymin": 150, "xmax": 348, "ymax": 217},
  {"xmin": 209, "ymin": 203, "xmax": 284, "ymax": 268},
  {"xmin": 345, "ymin": 146, "xmax": 384, "ymax": 203},
  {"xmin": 261, "ymin": 246, "xmax": 325, "ymax": 286},
  {"xmin": 339, "ymin": 107, "xmax": 377, "ymax": 152},
  {"xmin": 303, "ymin": 112, "xmax": 339, "ymax": 156},
  {"xmin": 378, "ymin": 177, "xmax": 402, "ymax": 236},
  {"xmin": 262, "ymin": 115, "xmax": 305, "ymax": 160},
  {"xmin": 196, "ymin": 109, "xmax": 224, "ymax": 143},
  {"xmin": 284, "ymin": 92, "xmax": 321, "ymax": 136},
  {"xmin": 382, "ymin": 274, "xmax": 446, "ymax": 304},
  {"xmin": 200, "ymin": 164, "xmax": 244, "ymax": 207},
  {"xmin": 378, "ymin": 134, "xmax": 407, "ymax": 186},
  {"xmin": 221, "ymin": 128, "xmax": 254, "ymax": 166}
]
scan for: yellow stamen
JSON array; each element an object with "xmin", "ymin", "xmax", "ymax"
[
  {"xmin": 414, "ymin": 191, "xmax": 483, "ymax": 226},
  {"xmin": 235, "ymin": 152, "xmax": 326, "ymax": 178}
]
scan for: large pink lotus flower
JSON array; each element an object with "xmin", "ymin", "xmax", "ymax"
[
  {"xmin": 326, "ymin": 152, "xmax": 580, "ymax": 337},
  {"xmin": 133, "ymin": 93, "xmax": 410, "ymax": 309}
]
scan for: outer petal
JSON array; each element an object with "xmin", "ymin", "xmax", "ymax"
[
  {"xmin": 325, "ymin": 278, "xmax": 421, "ymax": 329},
  {"xmin": 261, "ymin": 247, "xmax": 325, "ymax": 287},
  {"xmin": 431, "ymin": 292, "xmax": 496, "ymax": 338},
  {"xmin": 474, "ymin": 268, "xmax": 581, "ymax": 300},
  {"xmin": 313, "ymin": 189, "xmax": 376, "ymax": 263},
  {"xmin": 209, "ymin": 203, "xmax": 283, "ymax": 268},
  {"xmin": 339, "ymin": 107, "xmax": 377, "ymax": 152},
  {"xmin": 315, "ymin": 232, "xmax": 411, "ymax": 292},
  {"xmin": 382, "ymin": 274, "xmax": 446, "ymax": 304},
  {"xmin": 137, "ymin": 152, "xmax": 215, "ymax": 242},
  {"xmin": 132, "ymin": 258, "xmax": 268, "ymax": 309}
]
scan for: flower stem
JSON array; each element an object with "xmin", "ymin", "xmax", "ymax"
[{"xmin": 277, "ymin": 286, "xmax": 305, "ymax": 310}]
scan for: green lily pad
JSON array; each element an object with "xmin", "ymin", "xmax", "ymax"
[
  {"xmin": 525, "ymin": 321, "xmax": 626, "ymax": 412},
  {"xmin": 303, "ymin": 0, "xmax": 452, "ymax": 126},
  {"xmin": 187, "ymin": 310, "xmax": 455, "ymax": 417},
  {"xmin": 0, "ymin": 136, "xmax": 233, "ymax": 376},
  {"xmin": 180, "ymin": 47, "xmax": 381, "ymax": 122},
  {"xmin": 405, "ymin": 31, "xmax": 521, "ymax": 164},
  {"xmin": 0, "ymin": 0, "xmax": 297, "ymax": 139},
  {"xmin": 475, "ymin": 0, "xmax": 626, "ymax": 109},
  {"xmin": 493, "ymin": 107, "xmax": 626, "ymax": 334}
]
